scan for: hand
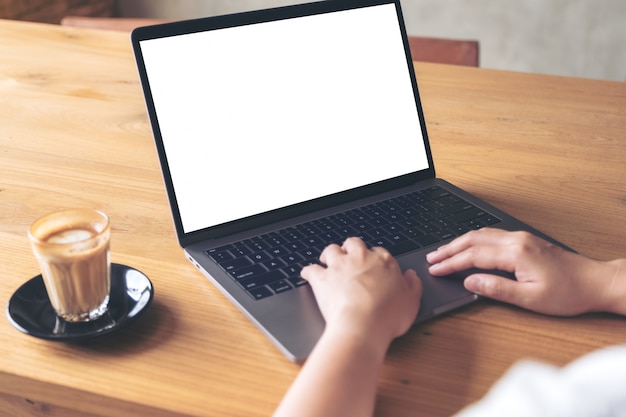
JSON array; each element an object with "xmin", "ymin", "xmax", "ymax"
[
  {"xmin": 274, "ymin": 238, "xmax": 422, "ymax": 417},
  {"xmin": 301, "ymin": 237, "xmax": 422, "ymax": 346},
  {"xmin": 426, "ymin": 228, "xmax": 626, "ymax": 316}
]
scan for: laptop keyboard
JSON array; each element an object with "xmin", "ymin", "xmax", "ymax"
[{"xmin": 205, "ymin": 186, "xmax": 500, "ymax": 300}]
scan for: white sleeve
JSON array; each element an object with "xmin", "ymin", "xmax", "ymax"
[{"xmin": 453, "ymin": 345, "xmax": 626, "ymax": 417}]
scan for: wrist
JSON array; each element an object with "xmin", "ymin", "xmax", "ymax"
[
  {"xmin": 595, "ymin": 258, "xmax": 626, "ymax": 316},
  {"xmin": 322, "ymin": 320, "xmax": 392, "ymax": 362}
]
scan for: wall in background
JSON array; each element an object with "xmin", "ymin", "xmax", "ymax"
[
  {"xmin": 403, "ymin": 0, "xmax": 626, "ymax": 81},
  {"xmin": 0, "ymin": 0, "xmax": 115, "ymax": 23},
  {"xmin": 116, "ymin": 0, "xmax": 626, "ymax": 81}
]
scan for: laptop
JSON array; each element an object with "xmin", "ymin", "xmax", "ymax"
[{"xmin": 131, "ymin": 0, "xmax": 563, "ymax": 362}]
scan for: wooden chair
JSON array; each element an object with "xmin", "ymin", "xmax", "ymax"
[
  {"xmin": 60, "ymin": 16, "xmax": 169, "ymax": 31},
  {"xmin": 407, "ymin": 35, "xmax": 479, "ymax": 67},
  {"xmin": 61, "ymin": 16, "xmax": 479, "ymax": 67}
]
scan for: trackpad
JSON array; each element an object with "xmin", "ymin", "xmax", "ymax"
[{"xmin": 397, "ymin": 253, "xmax": 476, "ymax": 318}]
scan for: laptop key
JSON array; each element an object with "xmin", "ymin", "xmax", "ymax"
[
  {"xmin": 248, "ymin": 286, "xmax": 273, "ymax": 300},
  {"xmin": 280, "ymin": 253, "xmax": 304, "ymax": 265},
  {"xmin": 206, "ymin": 244, "xmax": 233, "ymax": 255},
  {"xmin": 239, "ymin": 269, "xmax": 287, "ymax": 290},
  {"xmin": 386, "ymin": 239, "xmax": 421, "ymax": 256},
  {"xmin": 446, "ymin": 207, "xmax": 487, "ymax": 224},
  {"xmin": 221, "ymin": 256, "xmax": 253, "ymax": 272},
  {"xmin": 415, "ymin": 234, "xmax": 441, "ymax": 247},
  {"xmin": 231, "ymin": 246, "xmax": 252, "ymax": 257},
  {"xmin": 368, "ymin": 237, "xmax": 392, "ymax": 248},
  {"xmin": 483, "ymin": 215, "xmax": 501, "ymax": 225},
  {"xmin": 268, "ymin": 280, "xmax": 292, "ymax": 294},
  {"xmin": 249, "ymin": 251, "xmax": 273, "ymax": 262},
  {"xmin": 246, "ymin": 241, "xmax": 269, "ymax": 252},
  {"xmin": 283, "ymin": 264, "xmax": 302, "ymax": 276},
  {"xmin": 287, "ymin": 276, "xmax": 308, "ymax": 287},
  {"xmin": 232, "ymin": 264, "xmax": 266, "ymax": 280},
  {"xmin": 208, "ymin": 250, "xmax": 235, "ymax": 263},
  {"xmin": 434, "ymin": 229, "xmax": 456, "ymax": 241},
  {"xmin": 262, "ymin": 258, "xmax": 286, "ymax": 270}
]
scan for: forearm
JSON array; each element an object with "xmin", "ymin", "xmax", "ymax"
[{"xmin": 273, "ymin": 324, "xmax": 389, "ymax": 417}]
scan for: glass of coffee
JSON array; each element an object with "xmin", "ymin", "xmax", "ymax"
[{"xmin": 28, "ymin": 209, "xmax": 111, "ymax": 322}]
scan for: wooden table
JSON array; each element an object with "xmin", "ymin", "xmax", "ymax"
[{"xmin": 1, "ymin": 19, "xmax": 625, "ymax": 417}]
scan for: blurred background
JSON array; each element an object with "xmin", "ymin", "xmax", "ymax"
[{"xmin": 2, "ymin": 0, "xmax": 625, "ymax": 81}]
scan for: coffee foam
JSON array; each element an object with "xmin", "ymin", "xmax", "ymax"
[{"xmin": 46, "ymin": 229, "xmax": 94, "ymax": 244}]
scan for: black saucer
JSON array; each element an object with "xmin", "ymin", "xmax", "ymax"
[{"xmin": 6, "ymin": 263, "xmax": 154, "ymax": 341}]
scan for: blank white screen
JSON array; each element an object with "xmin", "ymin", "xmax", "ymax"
[{"xmin": 140, "ymin": 3, "xmax": 429, "ymax": 233}]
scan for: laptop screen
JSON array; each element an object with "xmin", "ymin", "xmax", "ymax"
[{"xmin": 137, "ymin": 2, "xmax": 430, "ymax": 235}]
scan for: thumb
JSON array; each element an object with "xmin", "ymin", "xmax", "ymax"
[
  {"xmin": 464, "ymin": 274, "xmax": 523, "ymax": 305},
  {"xmin": 405, "ymin": 269, "xmax": 423, "ymax": 294}
]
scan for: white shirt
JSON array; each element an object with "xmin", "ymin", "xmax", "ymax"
[{"xmin": 454, "ymin": 345, "xmax": 626, "ymax": 417}]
